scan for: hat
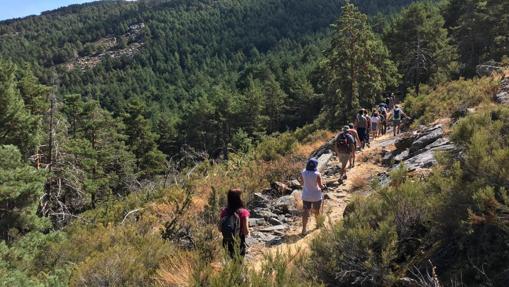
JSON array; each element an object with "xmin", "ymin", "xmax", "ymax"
[
  {"xmin": 342, "ymin": 125, "xmax": 349, "ymax": 132},
  {"xmin": 306, "ymin": 158, "xmax": 319, "ymax": 171}
]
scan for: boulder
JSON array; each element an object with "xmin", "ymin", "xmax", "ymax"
[
  {"xmin": 251, "ymin": 208, "xmax": 278, "ymax": 219},
  {"xmin": 409, "ymin": 126, "xmax": 444, "ymax": 155},
  {"xmin": 317, "ymin": 152, "xmax": 334, "ymax": 173},
  {"xmin": 271, "ymin": 181, "xmax": 292, "ymax": 195},
  {"xmin": 395, "ymin": 132, "xmax": 417, "ymax": 151},
  {"xmin": 476, "ymin": 62, "xmax": 504, "ymax": 77},
  {"xmin": 495, "ymin": 78, "xmax": 509, "ymax": 105},
  {"xmin": 249, "ymin": 218, "xmax": 266, "ymax": 227},
  {"xmin": 274, "ymin": 195, "xmax": 297, "ymax": 214},
  {"xmin": 249, "ymin": 192, "xmax": 270, "ymax": 208},
  {"xmin": 403, "ymin": 150, "xmax": 437, "ymax": 171},
  {"xmin": 393, "ymin": 149, "xmax": 409, "ymax": 163},
  {"xmin": 288, "ymin": 179, "xmax": 302, "ymax": 189},
  {"xmin": 268, "ymin": 217, "xmax": 284, "ymax": 226},
  {"xmin": 382, "ymin": 151, "xmax": 395, "ymax": 166}
]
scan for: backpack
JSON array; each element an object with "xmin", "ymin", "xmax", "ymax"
[
  {"xmin": 357, "ymin": 114, "xmax": 367, "ymax": 128},
  {"xmin": 220, "ymin": 209, "xmax": 240, "ymax": 241},
  {"xmin": 336, "ymin": 132, "xmax": 352, "ymax": 153},
  {"xmin": 393, "ymin": 109, "xmax": 401, "ymax": 120}
]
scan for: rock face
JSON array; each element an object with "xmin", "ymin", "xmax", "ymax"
[
  {"xmin": 385, "ymin": 124, "xmax": 456, "ymax": 171},
  {"xmin": 495, "ymin": 77, "xmax": 509, "ymax": 105},
  {"xmin": 476, "ymin": 61, "xmax": 504, "ymax": 77}
]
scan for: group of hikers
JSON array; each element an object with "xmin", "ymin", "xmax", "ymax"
[{"xmin": 218, "ymin": 99, "xmax": 410, "ymax": 259}]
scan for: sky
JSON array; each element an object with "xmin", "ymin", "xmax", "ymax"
[{"xmin": 0, "ymin": 0, "xmax": 96, "ymax": 21}]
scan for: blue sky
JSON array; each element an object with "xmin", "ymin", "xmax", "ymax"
[{"xmin": 0, "ymin": 0, "xmax": 96, "ymax": 21}]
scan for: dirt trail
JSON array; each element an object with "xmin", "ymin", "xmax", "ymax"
[{"xmin": 247, "ymin": 133, "xmax": 396, "ymax": 269}]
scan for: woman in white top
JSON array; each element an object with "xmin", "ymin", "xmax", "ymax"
[
  {"xmin": 370, "ymin": 112, "xmax": 381, "ymax": 138},
  {"xmin": 300, "ymin": 158, "xmax": 325, "ymax": 235}
]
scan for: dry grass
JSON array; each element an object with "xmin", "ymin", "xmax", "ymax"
[
  {"xmin": 350, "ymin": 173, "xmax": 370, "ymax": 191},
  {"xmin": 155, "ymin": 252, "xmax": 196, "ymax": 287}
]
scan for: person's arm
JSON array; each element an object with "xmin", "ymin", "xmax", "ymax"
[
  {"xmin": 317, "ymin": 174, "xmax": 325, "ymax": 190},
  {"xmin": 355, "ymin": 133, "xmax": 361, "ymax": 147},
  {"xmin": 241, "ymin": 216, "xmax": 249, "ymax": 236}
]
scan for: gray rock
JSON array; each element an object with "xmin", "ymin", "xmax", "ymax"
[
  {"xmin": 317, "ymin": 152, "xmax": 333, "ymax": 173},
  {"xmin": 495, "ymin": 78, "xmax": 509, "ymax": 105},
  {"xmin": 403, "ymin": 150, "xmax": 437, "ymax": 171},
  {"xmin": 271, "ymin": 181, "xmax": 292, "ymax": 195},
  {"xmin": 382, "ymin": 151, "xmax": 394, "ymax": 166},
  {"xmin": 250, "ymin": 192, "xmax": 270, "ymax": 208},
  {"xmin": 268, "ymin": 217, "xmax": 284, "ymax": 226},
  {"xmin": 409, "ymin": 126, "xmax": 444, "ymax": 155},
  {"xmin": 476, "ymin": 62, "xmax": 504, "ymax": 77},
  {"xmin": 251, "ymin": 208, "xmax": 278, "ymax": 219},
  {"xmin": 393, "ymin": 149, "xmax": 409, "ymax": 163},
  {"xmin": 395, "ymin": 133, "xmax": 417, "ymax": 150},
  {"xmin": 249, "ymin": 218, "xmax": 266, "ymax": 227},
  {"xmin": 259, "ymin": 224, "xmax": 288, "ymax": 232},
  {"xmin": 274, "ymin": 195, "xmax": 297, "ymax": 214},
  {"xmin": 288, "ymin": 179, "xmax": 301, "ymax": 189}
]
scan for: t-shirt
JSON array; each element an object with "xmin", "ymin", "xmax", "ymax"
[
  {"xmin": 220, "ymin": 208, "xmax": 250, "ymax": 230},
  {"xmin": 356, "ymin": 114, "xmax": 367, "ymax": 128},
  {"xmin": 371, "ymin": 116, "xmax": 380, "ymax": 124},
  {"xmin": 348, "ymin": 129, "xmax": 359, "ymax": 144},
  {"xmin": 301, "ymin": 169, "xmax": 323, "ymax": 202}
]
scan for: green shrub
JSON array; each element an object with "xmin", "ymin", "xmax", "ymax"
[
  {"xmin": 404, "ymin": 77, "xmax": 499, "ymax": 125},
  {"xmin": 255, "ymin": 133, "xmax": 297, "ymax": 161}
]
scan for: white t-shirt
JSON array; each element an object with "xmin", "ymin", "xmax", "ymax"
[
  {"xmin": 301, "ymin": 169, "xmax": 323, "ymax": 202},
  {"xmin": 371, "ymin": 116, "xmax": 380, "ymax": 124}
]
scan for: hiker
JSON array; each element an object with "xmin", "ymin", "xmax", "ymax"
[
  {"xmin": 300, "ymin": 158, "xmax": 325, "ymax": 235},
  {"xmin": 334, "ymin": 126, "xmax": 355, "ymax": 181},
  {"xmin": 219, "ymin": 189, "xmax": 250, "ymax": 258},
  {"xmin": 370, "ymin": 111, "xmax": 380, "ymax": 138},
  {"xmin": 364, "ymin": 109, "xmax": 371, "ymax": 147},
  {"xmin": 347, "ymin": 123, "xmax": 361, "ymax": 168},
  {"xmin": 390, "ymin": 105, "xmax": 410, "ymax": 136},
  {"xmin": 378, "ymin": 104, "xmax": 388, "ymax": 135},
  {"xmin": 354, "ymin": 109, "xmax": 368, "ymax": 149}
]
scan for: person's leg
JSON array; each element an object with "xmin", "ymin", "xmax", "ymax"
[
  {"xmin": 340, "ymin": 154, "xmax": 348, "ymax": 179},
  {"xmin": 239, "ymin": 234, "xmax": 246, "ymax": 257},
  {"xmin": 302, "ymin": 202, "xmax": 311, "ymax": 234}
]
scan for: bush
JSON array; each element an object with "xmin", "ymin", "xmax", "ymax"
[{"xmin": 404, "ymin": 77, "xmax": 499, "ymax": 125}]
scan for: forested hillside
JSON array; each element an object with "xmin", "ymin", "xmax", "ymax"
[{"xmin": 1, "ymin": 0, "xmax": 509, "ymax": 285}]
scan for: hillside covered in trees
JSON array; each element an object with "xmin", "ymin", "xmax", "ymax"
[{"xmin": 1, "ymin": 0, "xmax": 509, "ymax": 286}]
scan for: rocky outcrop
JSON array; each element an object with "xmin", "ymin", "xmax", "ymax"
[
  {"xmin": 476, "ymin": 61, "xmax": 504, "ymax": 77},
  {"xmin": 384, "ymin": 124, "xmax": 456, "ymax": 171},
  {"xmin": 495, "ymin": 76, "xmax": 509, "ymax": 105}
]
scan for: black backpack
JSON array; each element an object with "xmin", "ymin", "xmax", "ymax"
[
  {"xmin": 220, "ymin": 209, "xmax": 240, "ymax": 241},
  {"xmin": 394, "ymin": 109, "xmax": 401, "ymax": 120},
  {"xmin": 336, "ymin": 133, "xmax": 352, "ymax": 153}
]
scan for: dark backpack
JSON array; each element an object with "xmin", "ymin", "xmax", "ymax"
[
  {"xmin": 336, "ymin": 133, "xmax": 352, "ymax": 153},
  {"xmin": 357, "ymin": 114, "xmax": 367, "ymax": 128},
  {"xmin": 220, "ymin": 209, "xmax": 240, "ymax": 241},
  {"xmin": 393, "ymin": 109, "xmax": 401, "ymax": 120}
]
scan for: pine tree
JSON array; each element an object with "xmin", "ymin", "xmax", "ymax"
[
  {"xmin": 0, "ymin": 145, "xmax": 48, "ymax": 241},
  {"xmin": 123, "ymin": 99, "xmax": 166, "ymax": 178},
  {"xmin": 385, "ymin": 2, "xmax": 458, "ymax": 93},
  {"xmin": 321, "ymin": 3, "xmax": 398, "ymax": 127},
  {"xmin": 0, "ymin": 61, "xmax": 42, "ymax": 157}
]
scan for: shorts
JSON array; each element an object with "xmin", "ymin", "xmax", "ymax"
[
  {"xmin": 356, "ymin": 127, "xmax": 367, "ymax": 141},
  {"xmin": 371, "ymin": 123, "xmax": 378, "ymax": 131},
  {"xmin": 303, "ymin": 200, "xmax": 322, "ymax": 210},
  {"xmin": 392, "ymin": 119, "xmax": 401, "ymax": 126},
  {"xmin": 337, "ymin": 152, "xmax": 351, "ymax": 166}
]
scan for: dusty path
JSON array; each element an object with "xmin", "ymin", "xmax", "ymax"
[{"xmin": 247, "ymin": 133, "xmax": 396, "ymax": 269}]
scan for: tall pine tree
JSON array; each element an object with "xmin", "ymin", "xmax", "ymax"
[{"xmin": 321, "ymin": 3, "xmax": 398, "ymax": 127}]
